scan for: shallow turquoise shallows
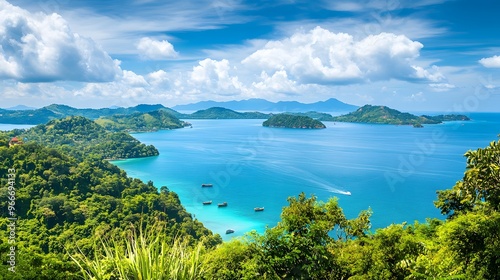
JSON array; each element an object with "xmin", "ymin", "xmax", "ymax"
[{"xmin": 113, "ymin": 113, "xmax": 500, "ymax": 240}]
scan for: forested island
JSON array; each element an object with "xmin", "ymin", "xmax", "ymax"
[
  {"xmin": 263, "ymin": 114, "xmax": 326, "ymax": 129},
  {"xmin": 331, "ymin": 105, "xmax": 470, "ymax": 126},
  {"xmin": 95, "ymin": 110, "xmax": 190, "ymax": 132}
]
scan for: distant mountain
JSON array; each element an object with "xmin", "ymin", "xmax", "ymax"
[
  {"xmin": 5, "ymin": 105, "xmax": 37, "ymax": 111},
  {"xmin": 172, "ymin": 98, "xmax": 357, "ymax": 113},
  {"xmin": 332, "ymin": 105, "xmax": 470, "ymax": 126},
  {"xmin": 181, "ymin": 107, "xmax": 270, "ymax": 119}
]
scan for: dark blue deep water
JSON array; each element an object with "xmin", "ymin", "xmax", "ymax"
[{"xmin": 113, "ymin": 113, "xmax": 500, "ymax": 240}]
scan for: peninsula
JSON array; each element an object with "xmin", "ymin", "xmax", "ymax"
[{"xmin": 263, "ymin": 114, "xmax": 326, "ymax": 129}]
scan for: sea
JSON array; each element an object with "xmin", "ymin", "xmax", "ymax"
[{"xmin": 110, "ymin": 113, "xmax": 500, "ymax": 240}]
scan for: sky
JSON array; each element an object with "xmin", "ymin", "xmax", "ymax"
[{"xmin": 0, "ymin": 0, "xmax": 499, "ymax": 112}]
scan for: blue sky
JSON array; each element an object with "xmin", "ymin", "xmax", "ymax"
[{"xmin": 0, "ymin": 0, "xmax": 499, "ymax": 111}]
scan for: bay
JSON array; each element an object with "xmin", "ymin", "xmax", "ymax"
[{"xmin": 113, "ymin": 113, "xmax": 500, "ymax": 240}]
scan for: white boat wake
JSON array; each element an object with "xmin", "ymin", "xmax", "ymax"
[{"xmin": 260, "ymin": 162, "xmax": 352, "ymax": 196}]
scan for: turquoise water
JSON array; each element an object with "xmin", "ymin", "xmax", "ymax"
[{"xmin": 113, "ymin": 113, "xmax": 500, "ymax": 240}]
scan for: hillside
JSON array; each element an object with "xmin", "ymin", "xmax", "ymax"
[
  {"xmin": 0, "ymin": 104, "xmax": 181, "ymax": 125},
  {"xmin": 181, "ymin": 107, "xmax": 270, "ymax": 119},
  {"xmin": 19, "ymin": 116, "xmax": 159, "ymax": 159},
  {"xmin": 332, "ymin": 105, "xmax": 470, "ymax": 125},
  {"xmin": 173, "ymin": 98, "xmax": 357, "ymax": 112},
  {"xmin": 95, "ymin": 110, "xmax": 190, "ymax": 132},
  {"xmin": 263, "ymin": 114, "xmax": 326, "ymax": 129},
  {"xmin": 0, "ymin": 139, "xmax": 221, "ymax": 278}
]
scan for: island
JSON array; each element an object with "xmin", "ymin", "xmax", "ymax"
[
  {"xmin": 95, "ymin": 109, "xmax": 190, "ymax": 132},
  {"xmin": 19, "ymin": 116, "xmax": 159, "ymax": 159},
  {"xmin": 331, "ymin": 105, "xmax": 470, "ymax": 126},
  {"xmin": 263, "ymin": 114, "xmax": 326, "ymax": 129}
]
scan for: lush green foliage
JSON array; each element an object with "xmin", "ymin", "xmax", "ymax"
[
  {"xmin": 71, "ymin": 223, "xmax": 206, "ymax": 280},
  {"xmin": 20, "ymin": 116, "xmax": 159, "ymax": 159},
  {"xmin": 95, "ymin": 110, "xmax": 189, "ymax": 132},
  {"xmin": 436, "ymin": 140, "xmax": 500, "ymax": 216},
  {"xmin": 0, "ymin": 138, "xmax": 221, "ymax": 279},
  {"xmin": 263, "ymin": 114, "xmax": 326, "ymax": 129},
  {"xmin": 332, "ymin": 105, "xmax": 470, "ymax": 125}
]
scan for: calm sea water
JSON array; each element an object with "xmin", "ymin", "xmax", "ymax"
[{"xmin": 112, "ymin": 113, "xmax": 500, "ymax": 240}]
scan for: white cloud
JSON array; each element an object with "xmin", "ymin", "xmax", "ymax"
[
  {"xmin": 0, "ymin": 0, "xmax": 121, "ymax": 83},
  {"xmin": 190, "ymin": 58, "xmax": 243, "ymax": 92},
  {"xmin": 479, "ymin": 55, "xmax": 500, "ymax": 68},
  {"xmin": 429, "ymin": 83, "xmax": 456, "ymax": 92},
  {"xmin": 137, "ymin": 37, "xmax": 178, "ymax": 60},
  {"xmin": 242, "ymin": 27, "xmax": 444, "ymax": 84},
  {"xmin": 147, "ymin": 70, "xmax": 170, "ymax": 86},
  {"xmin": 252, "ymin": 70, "xmax": 299, "ymax": 93}
]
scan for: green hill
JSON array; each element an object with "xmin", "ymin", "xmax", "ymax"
[
  {"xmin": 0, "ymin": 104, "xmax": 181, "ymax": 125},
  {"xmin": 263, "ymin": 114, "xmax": 326, "ymax": 129},
  {"xmin": 332, "ymin": 105, "xmax": 470, "ymax": 125},
  {"xmin": 95, "ymin": 110, "xmax": 189, "ymax": 132},
  {"xmin": 20, "ymin": 116, "xmax": 159, "ymax": 160},
  {"xmin": 0, "ymin": 139, "xmax": 221, "ymax": 278},
  {"xmin": 182, "ymin": 107, "xmax": 270, "ymax": 119}
]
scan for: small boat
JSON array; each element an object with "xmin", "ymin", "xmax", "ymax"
[
  {"xmin": 201, "ymin": 184, "xmax": 213, "ymax": 187},
  {"xmin": 202, "ymin": 201, "xmax": 212, "ymax": 205},
  {"xmin": 345, "ymin": 191, "xmax": 351, "ymax": 196},
  {"xmin": 226, "ymin": 229, "xmax": 235, "ymax": 234},
  {"xmin": 254, "ymin": 207, "xmax": 264, "ymax": 212},
  {"xmin": 218, "ymin": 202, "xmax": 228, "ymax": 207}
]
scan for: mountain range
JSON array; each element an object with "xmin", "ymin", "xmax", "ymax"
[{"xmin": 172, "ymin": 98, "xmax": 357, "ymax": 112}]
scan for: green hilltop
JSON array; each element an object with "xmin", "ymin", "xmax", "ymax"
[
  {"xmin": 95, "ymin": 110, "xmax": 190, "ymax": 132},
  {"xmin": 19, "ymin": 116, "xmax": 159, "ymax": 160},
  {"xmin": 263, "ymin": 114, "xmax": 326, "ymax": 129},
  {"xmin": 331, "ymin": 105, "xmax": 470, "ymax": 125}
]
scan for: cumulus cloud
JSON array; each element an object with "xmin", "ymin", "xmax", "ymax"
[
  {"xmin": 242, "ymin": 26, "xmax": 444, "ymax": 85},
  {"xmin": 137, "ymin": 37, "xmax": 178, "ymax": 60},
  {"xmin": 190, "ymin": 58, "xmax": 243, "ymax": 92},
  {"xmin": 252, "ymin": 70, "xmax": 299, "ymax": 93},
  {"xmin": 478, "ymin": 55, "xmax": 500, "ymax": 68},
  {"xmin": 0, "ymin": 0, "xmax": 120, "ymax": 83}
]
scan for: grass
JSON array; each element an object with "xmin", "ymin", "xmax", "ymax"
[{"xmin": 69, "ymin": 224, "xmax": 205, "ymax": 280}]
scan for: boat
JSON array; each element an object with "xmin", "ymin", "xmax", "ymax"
[
  {"xmin": 345, "ymin": 191, "xmax": 351, "ymax": 196},
  {"xmin": 218, "ymin": 202, "xmax": 228, "ymax": 207},
  {"xmin": 254, "ymin": 207, "xmax": 264, "ymax": 212},
  {"xmin": 202, "ymin": 201, "xmax": 212, "ymax": 205},
  {"xmin": 226, "ymin": 229, "xmax": 235, "ymax": 234},
  {"xmin": 201, "ymin": 184, "xmax": 213, "ymax": 187}
]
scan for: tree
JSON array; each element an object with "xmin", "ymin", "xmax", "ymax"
[
  {"xmin": 435, "ymin": 140, "xmax": 500, "ymax": 217},
  {"xmin": 248, "ymin": 193, "xmax": 371, "ymax": 279}
]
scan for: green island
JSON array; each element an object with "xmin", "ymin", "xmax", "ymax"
[
  {"xmin": 95, "ymin": 110, "xmax": 191, "ymax": 132},
  {"xmin": 331, "ymin": 105, "xmax": 470, "ymax": 126},
  {"xmin": 263, "ymin": 114, "xmax": 327, "ymax": 129},
  {"xmin": 1, "ymin": 114, "xmax": 499, "ymax": 279}
]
